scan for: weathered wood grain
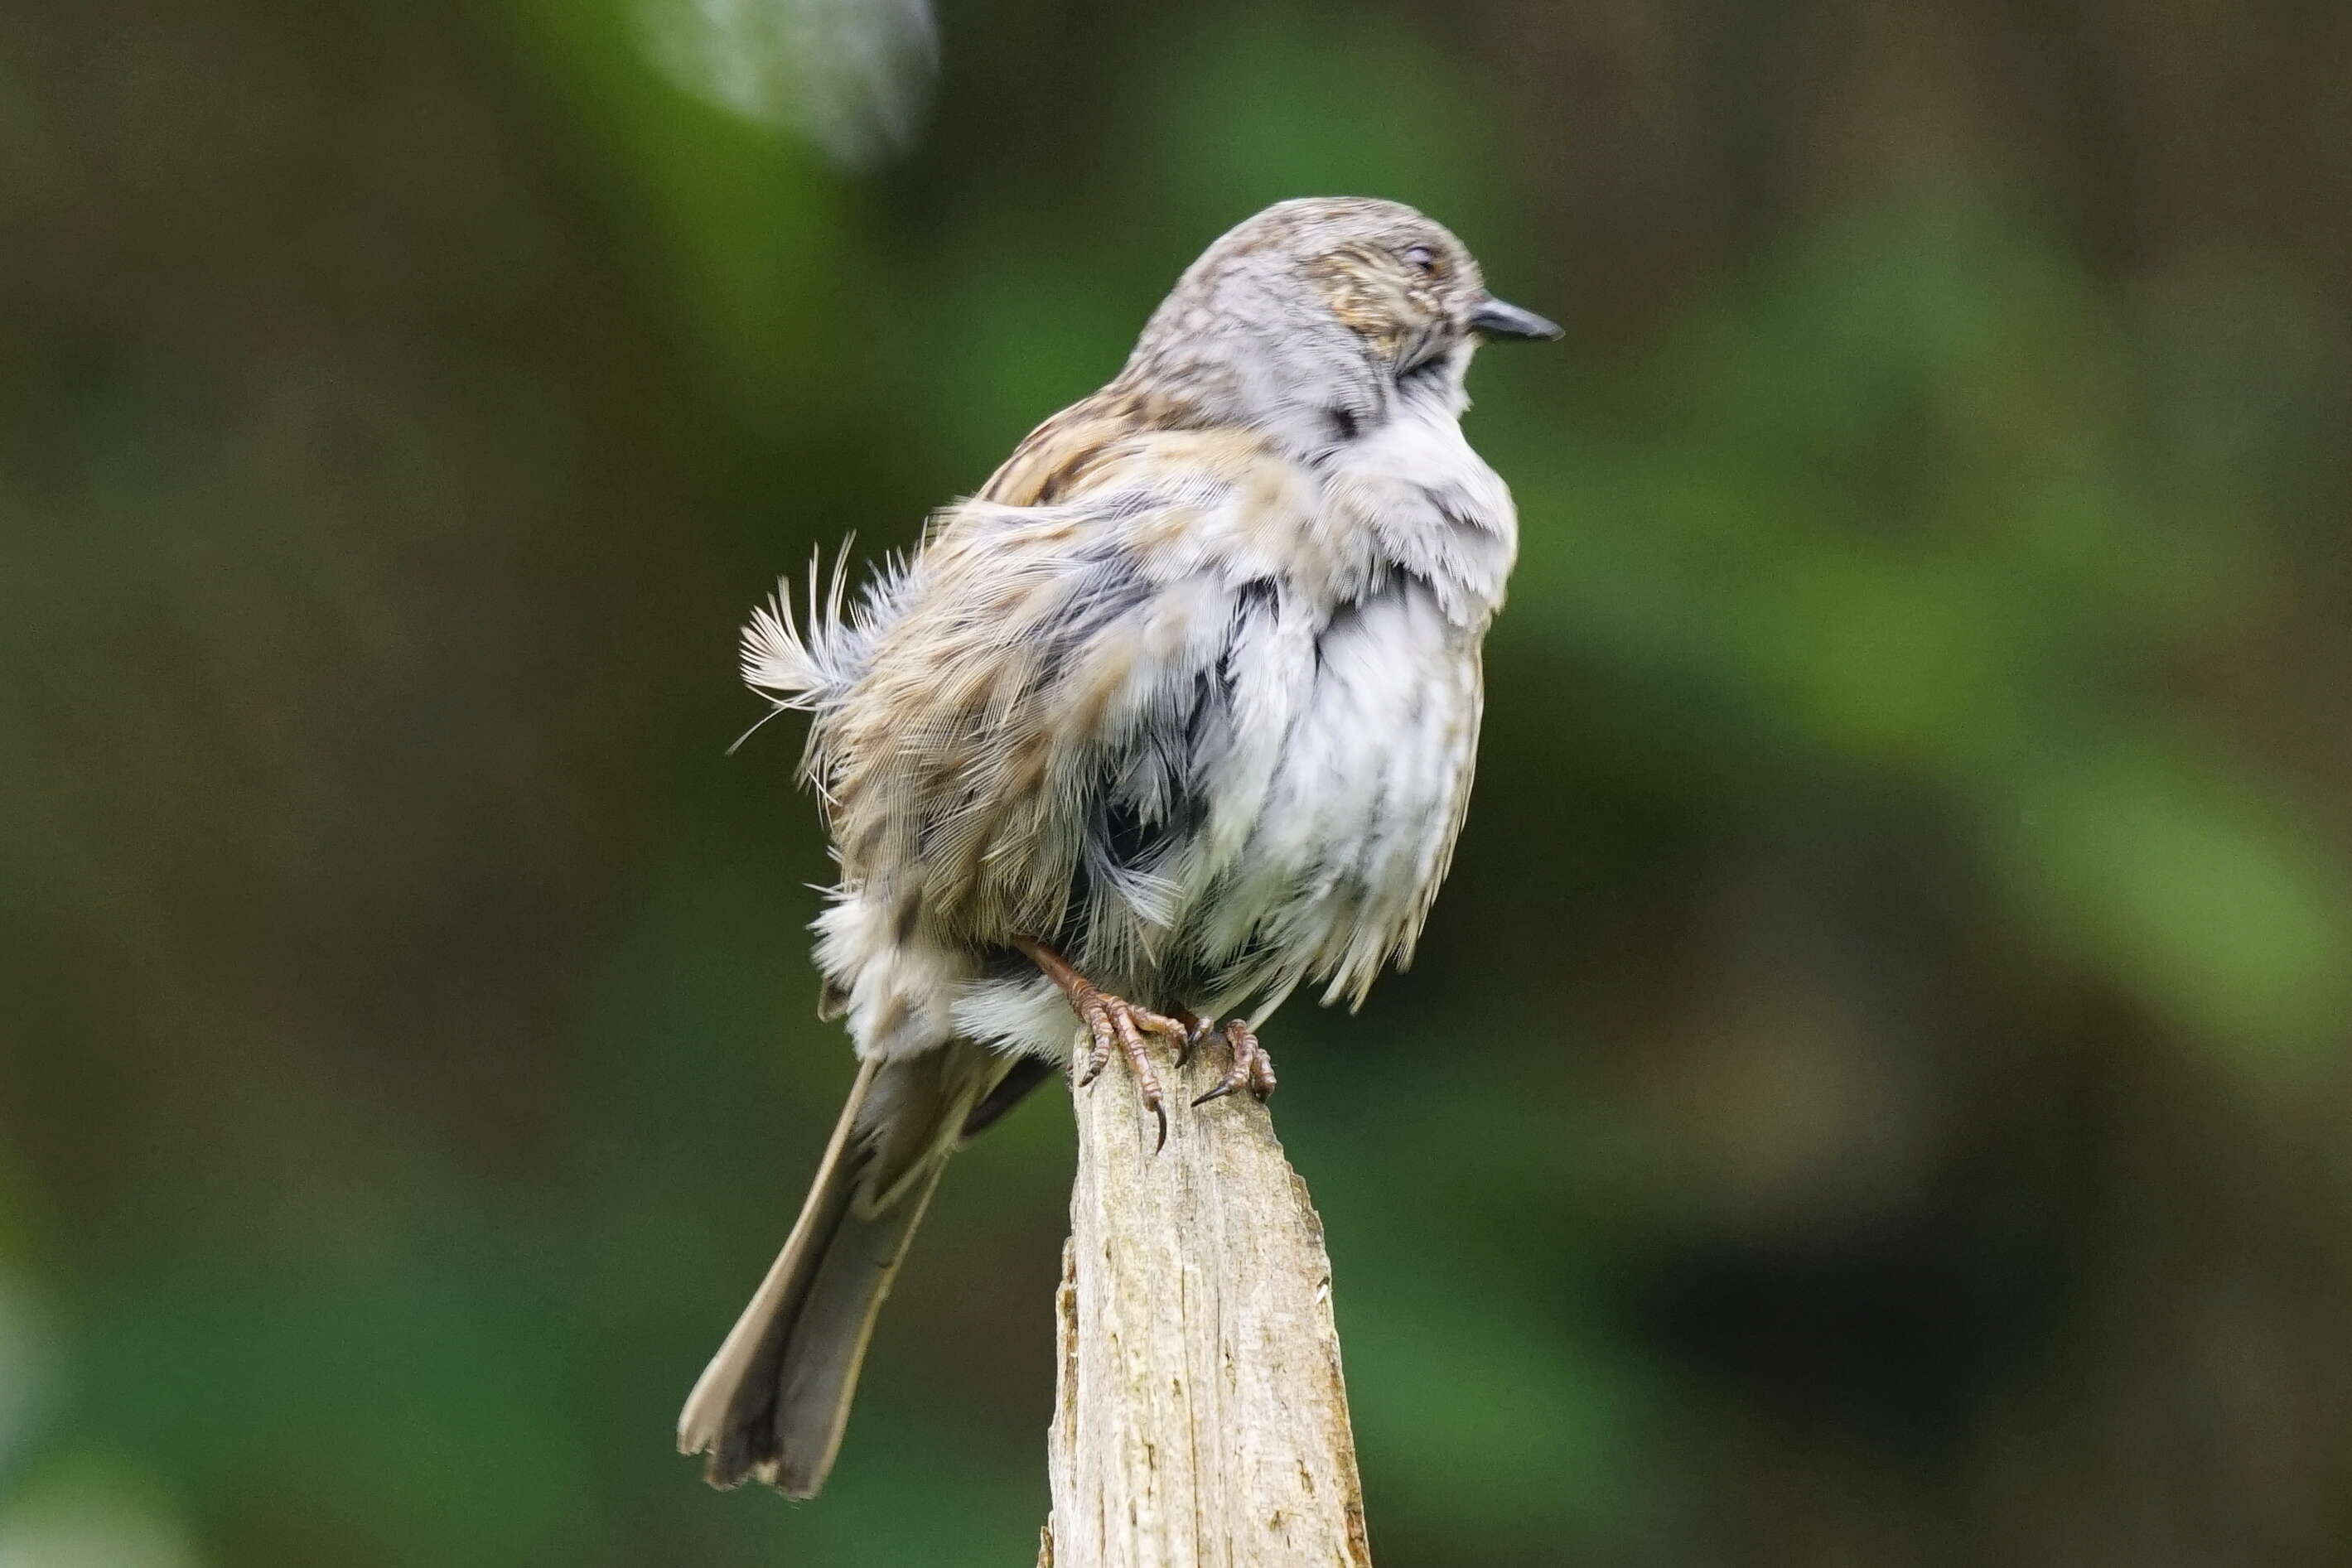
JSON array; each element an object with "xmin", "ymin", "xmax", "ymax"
[{"xmin": 1039, "ymin": 1045, "xmax": 1373, "ymax": 1568}]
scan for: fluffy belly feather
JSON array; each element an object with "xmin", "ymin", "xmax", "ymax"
[{"xmin": 1188, "ymin": 571, "xmax": 1480, "ymax": 1014}]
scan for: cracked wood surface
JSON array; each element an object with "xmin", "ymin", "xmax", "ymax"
[{"xmin": 1038, "ymin": 1043, "xmax": 1373, "ymax": 1568}]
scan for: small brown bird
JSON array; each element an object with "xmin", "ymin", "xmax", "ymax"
[{"xmin": 678, "ymin": 196, "xmax": 1558, "ymax": 1497}]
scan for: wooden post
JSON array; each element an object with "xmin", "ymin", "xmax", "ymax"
[{"xmin": 1038, "ymin": 1043, "xmax": 1374, "ymax": 1568}]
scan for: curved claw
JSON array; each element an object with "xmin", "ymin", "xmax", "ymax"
[
  {"xmin": 1173, "ymin": 1011, "xmax": 1215, "ymax": 1069},
  {"xmin": 1191, "ymin": 1019, "xmax": 1271, "ymax": 1107},
  {"xmin": 1249, "ymin": 1050, "xmax": 1277, "ymax": 1100}
]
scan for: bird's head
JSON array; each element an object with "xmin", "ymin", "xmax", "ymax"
[{"xmin": 1123, "ymin": 196, "xmax": 1559, "ymax": 447}]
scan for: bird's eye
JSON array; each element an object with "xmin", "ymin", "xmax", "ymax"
[{"xmin": 1402, "ymin": 244, "xmax": 1442, "ymax": 277}]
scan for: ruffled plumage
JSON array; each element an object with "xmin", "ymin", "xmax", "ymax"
[{"xmin": 682, "ymin": 195, "xmax": 1548, "ymax": 1500}]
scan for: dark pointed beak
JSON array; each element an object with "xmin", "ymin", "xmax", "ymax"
[{"xmin": 1471, "ymin": 296, "xmax": 1563, "ymax": 342}]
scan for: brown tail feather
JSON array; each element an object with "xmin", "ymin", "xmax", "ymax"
[{"xmin": 677, "ymin": 1045, "xmax": 1010, "ymax": 1498}]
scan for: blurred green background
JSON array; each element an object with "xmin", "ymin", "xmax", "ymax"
[{"xmin": 6, "ymin": 0, "xmax": 2351, "ymax": 1563}]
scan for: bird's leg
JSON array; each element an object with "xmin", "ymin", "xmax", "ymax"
[
  {"xmin": 1012, "ymin": 937, "xmax": 1190, "ymax": 1151},
  {"xmin": 1190, "ymin": 1017, "xmax": 1278, "ymax": 1107}
]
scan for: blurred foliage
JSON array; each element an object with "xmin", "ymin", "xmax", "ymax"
[{"xmin": 4, "ymin": 0, "xmax": 2352, "ymax": 1564}]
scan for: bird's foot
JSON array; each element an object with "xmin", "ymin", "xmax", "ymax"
[
  {"xmin": 1190, "ymin": 1018, "xmax": 1277, "ymax": 1106},
  {"xmin": 1071, "ymin": 986, "xmax": 1191, "ymax": 1147},
  {"xmin": 1015, "ymin": 938, "xmax": 1190, "ymax": 1150}
]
